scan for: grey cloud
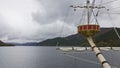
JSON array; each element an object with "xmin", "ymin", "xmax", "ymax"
[
  {"xmin": 32, "ymin": 0, "xmax": 86, "ymax": 25},
  {"xmin": 0, "ymin": 15, "xmax": 12, "ymax": 38},
  {"xmin": 0, "ymin": 0, "xmax": 119, "ymax": 43},
  {"xmin": 27, "ymin": 22, "xmax": 77, "ymax": 41},
  {"xmin": 32, "ymin": 0, "xmax": 114, "ymax": 26},
  {"xmin": 30, "ymin": 0, "xmax": 120, "ymax": 42}
]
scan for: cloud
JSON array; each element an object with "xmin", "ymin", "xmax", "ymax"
[
  {"xmin": 32, "ymin": 0, "xmax": 86, "ymax": 25},
  {"xmin": 0, "ymin": 15, "xmax": 12, "ymax": 38},
  {"xmin": 0, "ymin": 0, "xmax": 41, "ymax": 43},
  {"xmin": 33, "ymin": 0, "xmax": 120, "ymax": 26},
  {"xmin": 0, "ymin": 0, "xmax": 120, "ymax": 43}
]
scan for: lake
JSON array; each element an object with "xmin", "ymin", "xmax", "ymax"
[{"xmin": 0, "ymin": 46, "xmax": 119, "ymax": 68}]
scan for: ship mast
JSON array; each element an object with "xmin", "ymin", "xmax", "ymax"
[
  {"xmin": 87, "ymin": 0, "xmax": 90, "ymax": 25},
  {"xmin": 71, "ymin": 0, "xmax": 111, "ymax": 68}
]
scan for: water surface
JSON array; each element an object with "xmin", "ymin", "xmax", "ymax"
[{"xmin": 0, "ymin": 46, "xmax": 119, "ymax": 68}]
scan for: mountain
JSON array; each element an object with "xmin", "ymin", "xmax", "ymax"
[
  {"xmin": 11, "ymin": 42, "xmax": 38, "ymax": 46},
  {"xmin": 0, "ymin": 40, "xmax": 15, "ymax": 46},
  {"xmin": 37, "ymin": 28, "xmax": 120, "ymax": 47}
]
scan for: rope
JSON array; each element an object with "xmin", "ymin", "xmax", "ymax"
[
  {"xmin": 62, "ymin": 52, "xmax": 118, "ymax": 68},
  {"xmin": 87, "ymin": 36, "xmax": 116, "ymax": 68},
  {"xmin": 89, "ymin": 0, "xmax": 96, "ymax": 20},
  {"xmin": 62, "ymin": 52, "xmax": 101, "ymax": 65},
  {"xmin": 91, "ymin": 9, "xmax": 99, "ymax": 25},
  {"xmin": 79, "ymin": 9, "xmax": 86, "ymax": 25},
  {"xmin": 59, "ymin": 7, "xmax": 70, "ymax": 37},
  {"xmin": 73, "ymin": 50, "xmax": 77, "ymax": 68},
  {"xmin": 56, "ymin": 8, "xmax": 71, "ymax": 66},
  {"xmin": 101, "ymin": 0, "xmax": 119, "ymax": 5},
  {"xmin": 105, "ymin": 8, "xmax": 120, "ymax": 40},
  {"xmin": 109, "ymin": 6, "xmax": 120, "ymax": 10},
  {"xmin": 96, "ymin": 0, "xmax": 103, "ymax": 17},
  {"xmin": 90, "ymin": 0, "xmax": 103, "ymax": 23},
  {"xmin": 55, "ymin": 7, "xmax": 71, "ymax": 47},
  {"xmin": 59, "ymin": 50, "xmax": 118, "ymax": 68},
  {"xmin": 108, "ymin": 13, "xmax": 120, "ymax": 14},
  {"xmin": 103, "ymin": 9, "xmax": 120, "ymax": 67}
]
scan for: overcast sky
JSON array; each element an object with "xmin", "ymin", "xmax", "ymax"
[{"xmin": 0, "ymin": 0, "xmax": 120, "ymax": 43}]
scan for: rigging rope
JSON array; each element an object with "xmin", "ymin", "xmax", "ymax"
[
  {"xmin": 79, "ymin": 9, "xmax": 86, "ymax": 25},
  {"xmin": 101, "ymin": 0, "xmax": 119, "ymax": 5},
  {"xmin": 60, "ymin": 52, "xmax": 117, "ymax": 68},
  {"xmin": 59, "ymin": 7, "xmax": 70, "ymax": 37},
  {"xmin": 96, "ymin": 0, "xmax": 103, "ymax": 16},
  {"xmin": 62, "ymin": 52, "xmax": 100, "ymax": 65},
  {"xmin": 109, "ymin": 13, "xmax": 120, "ymax": 14},
  {"xmin": 90, "ymin": 0, "xmax": 103, "ymax": 23},
  {"xmin": 55, "ymin": 7, "xmax": 70, "ymax": 47},
  {"xmin": 91, "ymin": 9, "xmax": 99, "ymax": 25},
  {"xmin": 109, "ymin": 6, "xmax": 120, "ymax": 10},
  {"xmin": 105, "ymin": 8, "xmax": 120, "ymax": 40},
  {"xmin": 105, "ymin": 9, "xmax": 120, "ymax": 51},
  {"xmin": 89, "ymin": 0, "xmax": 96, "ymax": 20},
  {"xmin": 56, "ymin": 0, "xmax": 119, "ymax": 68},
  {"xmin": 55, "ymin": 7, "xmax": 70, "ymax": 67}
]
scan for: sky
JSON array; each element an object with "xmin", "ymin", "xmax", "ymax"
[{"xmin": 0, "ymin": 0, "xmax": 120, "ymax": 43}]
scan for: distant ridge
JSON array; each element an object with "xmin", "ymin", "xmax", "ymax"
[
  {"xmin": 0, "ymin": 40, "xmax": 15, "ymax": 46},
  {"xmin": 37, "ymin": 28, "xmax": 120, "ymax": 47},
  {"xmin": 11, "ymin": 42, "xmax": 38, "ymax": 46},
  {"xmin": 0, "ymin": 40, "xmax": 5, "ymax": 45}
]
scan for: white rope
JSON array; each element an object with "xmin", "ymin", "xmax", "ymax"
[
  {"xmin": 89, "ymin": 0, "xmax": 96, "ymax": 20},
  {"xmin": 101, "ymin": 0, "xmax": 119, "ymax": 5},
  {"xmin": 105, "ymin": 51, "xmax": 118, "ymax": 68},
  {"xmin": 55, "ymin": 7, "xmax": 71, "ymax": 48},
  {"xmin": 62, "ymin": 52, "xmax": 101, "ymax": 65},
  {"xmin": 109, "ymin": 6, "xmax": 120, "ymax": 10},
  {"xmin": 79, "ymin": 9, "xmax": 86, "ymax": 25},
  {"xmin": 90, "ymin": 0, "xmax": 103, "ymax": 24},
  {"xmin": 105, "ymin": 8, "xmax": 120, "ymax": 40},
  {"xmin": 58, "ymin": 51, "xmax": 118, "ymax": 68},
  {"xmin": 55, "ymin": 10, "xmax": 71, "ymax": 68},
  {"xmin": 91, "ymin": 9, "xmax": 99, "ymax": 25},
  {"xmin": 59, "ymin": 7, "xmax": 70, "ymax": 37}
]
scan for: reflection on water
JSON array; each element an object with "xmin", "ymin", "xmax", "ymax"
[{"xmin": 0, "ymin": 46, "xmax": 119, "ymax": 68}]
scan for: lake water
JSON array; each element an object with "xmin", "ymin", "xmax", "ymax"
[{"xmin": 0, "ymin": 46, "xmax": 119, "ymax": 68}]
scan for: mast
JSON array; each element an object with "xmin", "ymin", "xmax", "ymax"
[
  {"xmin": 71, "ymin": 0, "xmax": 111, "ymax": 68},
  {"xmin": 87, "ymin": 0, "xmax": 90, "ymax": 25},
  {"xmin": 87, "ymin": 36, "xmax": 111, "ymax": 68}
]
